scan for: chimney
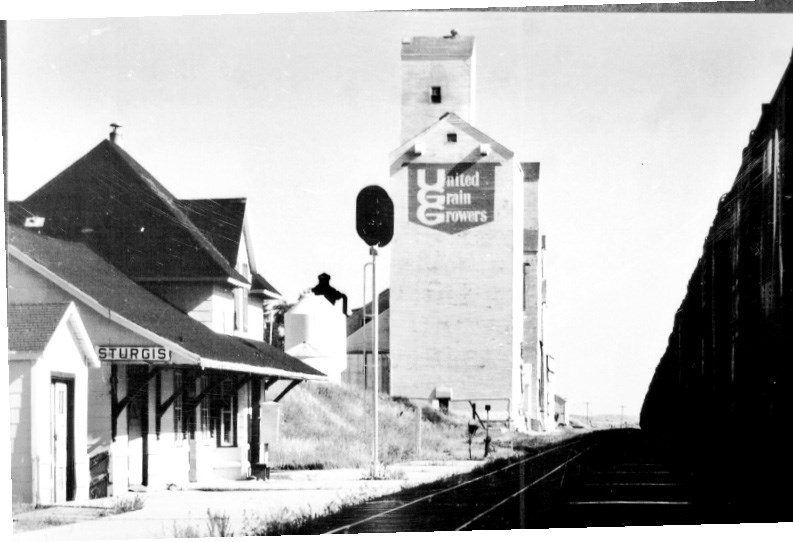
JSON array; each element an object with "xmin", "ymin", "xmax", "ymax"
[{"xmin": 109, "ymin": 123, "xmax": 121, "ymax": 143}]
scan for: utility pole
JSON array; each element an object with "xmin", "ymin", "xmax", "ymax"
[
  {"xmin": 585, "ymin": 401, "xmax": 590, "ymax": 426},
  {"xmin": 620, "ymin": 405, "xmax": 625, "ymax": 427}
]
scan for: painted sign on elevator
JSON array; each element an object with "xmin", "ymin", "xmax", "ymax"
[{"xmin": 408, "ymin": 163, "xmax": 496, "ymax": 234}]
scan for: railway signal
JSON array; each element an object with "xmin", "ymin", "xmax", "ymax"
[
  {"xmin": 356, "ymin": 185, "xmax": 394, "ymax": 478},
  {"xmin": 356, "ymin": 185, "xmax": 394, "ymax": 248}
]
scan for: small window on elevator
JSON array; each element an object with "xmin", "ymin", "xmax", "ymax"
[
  {"xmin": 447, "ymin": 133, "xmax": 457, "ymax": 143},
  {"xmin": 430, "ymin": 86, "xmax": 442, "ymax": 104}
]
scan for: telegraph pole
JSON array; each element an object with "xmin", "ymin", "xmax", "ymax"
[
  {"xmin": 585, "ymin": 401, "xmax": 590, "ymax": 426},
  {"xmin": 620, "ymin": 405, "xmax": 625, "ymax": 426}
]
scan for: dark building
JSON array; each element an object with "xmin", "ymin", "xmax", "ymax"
[{"xmin": 641, "ymin": 51, "xmax": 793, "ymax": 520}]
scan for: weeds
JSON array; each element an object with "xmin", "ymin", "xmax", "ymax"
[
  {"xmin": 171, "ymin": 509, "xmax": 234, "ymax": 538},
  {"xmin": 206, "ymin": 509, "xmax": 233, "ymax": 537},
  {"xmin": 111, "ymin": 494, "xmax": 146, "ymax": 514},
  {"xmin": 360, "ymin": 467, "xmax": 407, "ymax": 481},
  {"xmin": 41, "ymin": 516, "xmax": 68, "ymax": 527},
  {"xmin": 172, "ymin": 522, "xmax": 203, "ymax": 538},
  {"xmin": 242, "ymin": 493, "xmax": 362, "ymax": 536}
]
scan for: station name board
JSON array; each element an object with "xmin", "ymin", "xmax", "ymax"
[
  {"xmin": 96, "ymin": 346, "xmax": 171, "ymax": 362},
  {"xmin": 408, "ymin": 163, "xmax": 496, "ymax": 234}
]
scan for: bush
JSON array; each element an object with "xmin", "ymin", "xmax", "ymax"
[
  {"xmin": 111, "ymin": 494, "xmax": 145, "ymax": 514},
  {"xmin": 206, "ymin": 509, "xmax": 233, "ymax": 537}
]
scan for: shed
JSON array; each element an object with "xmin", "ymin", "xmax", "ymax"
[{"xmin": 8, "ymin": 302, "xmax": 100, "ymax": 505}]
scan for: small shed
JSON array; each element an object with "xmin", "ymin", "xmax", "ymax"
[
  {"xmin": 285, "ymin": 294, "xmax": 347, "ymax": 384},
  {"xmin": 8, "ymin": 302, "xmax": 100, "ymax": 505}
]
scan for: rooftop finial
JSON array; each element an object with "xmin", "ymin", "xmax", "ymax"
[
  {"xmin": 444, "ymin": 29, "xmax": 458, "ymax": 39},
  {"xmin": 109, "ymin": 123, "xmax": 122, "ymax": 143}
]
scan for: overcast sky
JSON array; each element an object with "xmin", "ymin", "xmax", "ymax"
[{"xmin": 6, "ymin": 7, "xmax": 793, "ymax": 417}]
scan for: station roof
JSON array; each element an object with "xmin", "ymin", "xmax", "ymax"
[
  {"xmin": 177, "ymin": 198, "xmax": 282, "ymax": 298},
  {"xmin": 8, "ymin": 225, "xmax": 323, "ymax": 380},
  {"xmin": 177, "ymin": 198, "xmax": 248, "ymax": 266},
  {"xmin": 12, "ymin": 139, "xmax": 247, "ymax": 285}
]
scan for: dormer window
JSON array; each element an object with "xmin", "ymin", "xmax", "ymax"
[{"xmin": 430, "ymin": 86, "xmax": 442, "ymax": 104}]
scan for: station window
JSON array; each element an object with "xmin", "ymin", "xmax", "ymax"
[
  {"xmin": 174, "ymin": 371, "xmax": 185, "ymax": 440},
  {"xmin": 216, "ymin": 378, "xmax": 237, "ymax": 447},
  {"xmin": 447, "ymin": 133, "xmax": 457, "ymax": 143},
  {"xmin": 430, "ymin": 86, "xmax": 442, "ymax": 104},
  {"xmin": 234, "ymin": 287, "xmax": 249, "ymax": 333},
  {"xmin": 200, "ymin": 375, "xmax": 211, "ymax": 439}
]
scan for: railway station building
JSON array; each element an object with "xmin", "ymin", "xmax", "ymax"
[
  {"xmin": 7, "ymin": 137, "xmax": 325, "ymax": 503},
  {"xmin": 386, "ymin": 34, "xmax": 552, "ymax": 430}
]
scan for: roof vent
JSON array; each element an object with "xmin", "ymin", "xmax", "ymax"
[{"xmin": 24, "ymin": 216, "xmax": 45, "ymax": 228}]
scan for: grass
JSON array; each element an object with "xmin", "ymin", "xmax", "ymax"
[
  {"xmin": 110, "ymin": 494, "xmax": 146, "ymax": 514},
  {"xmin": 360, "ymin": 467, "xmax": 407, "ymax": 481},
  {"xmin": 171, "ymin": 509, "xmax": 235, "ymax": 538},
  {"xmin": 241, "ymin": 493, "xmax": 364, "ymax": 536},
  {"xmin": 271, "ymin": 382, "xmax": 480, "ymax": 469},
  {"xmin": 12, "ymin": 493, "xmax": 146, "ymax": 533}
]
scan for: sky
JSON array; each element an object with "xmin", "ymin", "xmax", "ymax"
[{"xmin": 5, "ymin": 5, "xmax": 793, "ymax": 417}]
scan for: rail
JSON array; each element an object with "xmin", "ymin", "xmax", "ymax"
[{"xmin": 322, "ymin": 434, "xmax": 592, "ymax": 534}]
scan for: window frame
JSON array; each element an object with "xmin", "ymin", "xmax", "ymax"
[
  {"xmin": 430, "ymin": 86, "xmax": 442, "ymax": 104},
  {"xmin": 200, "ymin": 375, "xmax": 211, "ymax": 440},
  {"xmin": 217, "ymin": 378, "xmax": 237, "ymax": 448},
  {"xmin": 173, "ymin": 371, "xmax": 185, "ymax": 441}
]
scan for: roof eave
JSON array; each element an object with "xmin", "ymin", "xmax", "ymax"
[
  {"xmin": 390, "ymin": 112, "xmax": 514, "ymax": 161},
  {"xmin": 8, "ymin": 351, "xmax": 44, "ymax": 361},
  {"xmin": 199, "ymin": 358, "xmax": 328, "ymax": 380},
  {"xmin": 133, "ymin": 276, "xmax": 251, "ymax": 288}
]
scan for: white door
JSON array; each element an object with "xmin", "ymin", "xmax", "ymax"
[{"xmin": 51, "ymin": 381, "xmax": 68, "ymax": 503}]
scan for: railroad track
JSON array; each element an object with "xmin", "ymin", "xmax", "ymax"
[
  {"xmin": 298, "ymin": 435, "xmax": 595, "ymax": 534},
  {"xmin": 545, "ymin": 430, "xmax": 703, "ymax": 527}
]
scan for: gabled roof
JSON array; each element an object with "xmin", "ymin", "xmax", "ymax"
[
  {"xmin": 177, "ymin": 198, "xmax": 247, "ymax": 267},
  {"xmin": 347, "ymin": 289, "xmax": 390, "ymax": 336},
  {"xmin": 178, "ymin": 198, "xmax": 282, "ymax": 298},
  {"xmin": 251, "ymin": 272, "xmax": 282, "ymax": 298},
  {"xmin": 8, "ymin": 225, "xmax": 324, "ymax": 380},
  {"xmin": 390, "ymin": 112, "xmax": 514, "ymax": 164},
  {"xmin": 7, "ymin": 302, "xmax": 101, "ymax": 367},
  {"xmin": 7, "ymin": 303, "xmax": 71, "ymax": 352},
  {"xmin": 13, "ymin": 139, "xmax": 246, "ymax": 285}
]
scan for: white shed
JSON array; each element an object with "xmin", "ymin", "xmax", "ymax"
[
  {"xmin": 8, "ymin": 302, "xmax": 100, "ymax": 505},
  {"xmin": 284, "ymin": 294, "xmax": 345, "ymax": 384}
]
